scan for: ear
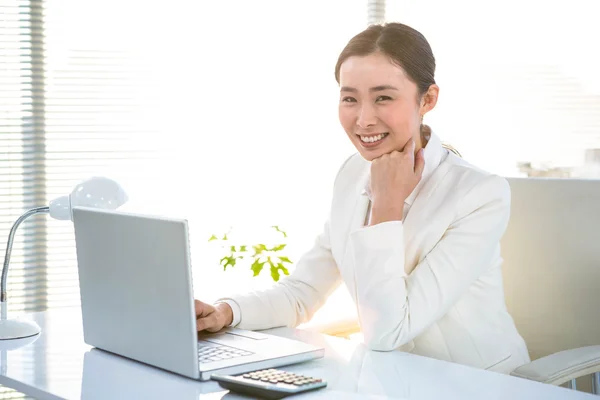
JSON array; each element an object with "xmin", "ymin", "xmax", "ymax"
[{"xmin": 419, "ymin": 84, "xmax": 439, "ymax": 115}]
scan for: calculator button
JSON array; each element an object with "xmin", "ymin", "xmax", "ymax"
[{"xmin": 237, "ymin": 368, "xmax": 321, "ymax": 387}]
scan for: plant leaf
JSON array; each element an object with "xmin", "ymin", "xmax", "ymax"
[
  {"xmin": 270, "ymin": 244, "xmax": 286, "ymax": 252},
  {"xmin": 250, "ymin": 259, "xmax": 265, "ymax": 276},
  {"xmin": 277, "ymin": 262, "xmax": 290, "ymax": 276},
  {"xmin": 230, "ymin": 245, "xmax": 236, "ymax": 252},
  {"xmin": 278, "ymin": 256, "xmax": 292, "ymax": 264},
  {"xmin": 208, "ymin": 235, "xmax": 218, "ymax": 242},
  {"xmin": 220, "ymin": 255, "xmax": 237, "ymax": 271},
  {"xmin": 266, "ymin": 257, "xmax": 279, "ymax": 281},
  {"xmin": 239, "ymin": 245, "xmax": 247, "ymax": 252},
  {"xmin": 270, "ymin": 265, "xmax": 280, "ymax": 281},
  {"xmin": 271, "ymin": 225, "xmax": 288, "ymax": 238},
  {"xmin": 253, "ymin": 244, "xmax": 267, "ymax": 256},
  {"xmin": 222, "ymin": 233, "xmax": 228, "ymax": 240}
]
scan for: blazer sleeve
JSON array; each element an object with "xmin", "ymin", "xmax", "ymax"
[
  {"xmin": 214, "ymin": 154, "xmax": 359, "ymax": 331},
  {"xmin": 215, "ymin": 220, "xmax": 342, "ymax": 331},
  {"xmin": 349, "ymin": 174, "xmax": 511, "ymax": 351}
]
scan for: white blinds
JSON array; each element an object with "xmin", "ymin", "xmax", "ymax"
[
  {"xmin": 1, "ymin": 2, "xmax": 43, "ymax": 398},
  {"xmin": 1, "ymin": 0, "xmax": 177, "ymax": 314},
  {"xmin": 1, "ymin": 0, "xmax": 367, "ymax": 316},
  {"xmin": 1, "ymin": 0, "xmax": 47, "ymax": 315},
  {"xmin": 0, "ymin": 1, "xmax": 366, "ymax": 398}
]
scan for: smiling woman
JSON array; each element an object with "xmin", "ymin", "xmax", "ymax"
[{"xmin": 195, "ymin": 22, "xmax": 531, "ymax": 375}]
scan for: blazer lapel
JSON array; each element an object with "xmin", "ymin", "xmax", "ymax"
[
  {"xmin": 348, "ymin": 163, "xmax": 372, "ymax": 231},
  {"xmin": 337, "ymin": 165, "xmax": 370, "ymax": 295},
  {"xmin": 402, "ymin": 153, "xmax": 453, "ymax": 274}
]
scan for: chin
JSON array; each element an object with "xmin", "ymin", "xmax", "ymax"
[
  {"xmin": 350, "ymin": 136, "xmax": 398, "ymax": 161},
  {"xmin": 357, "ymin": 149, "xmax": 385, "ymax": 162}
]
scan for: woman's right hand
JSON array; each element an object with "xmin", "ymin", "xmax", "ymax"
[{"xmin": 195, "ymin": 299, "xmax": 233, "ymax": 332}]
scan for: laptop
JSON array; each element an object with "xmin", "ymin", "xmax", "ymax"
[{"xmin": 72, "ymin": 207, "xmax": 324, "ymax": 381}]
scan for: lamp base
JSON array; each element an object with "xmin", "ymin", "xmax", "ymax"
[{"xmin": 0, "ymin": 318, "xmax": 41, "ymax": 340}]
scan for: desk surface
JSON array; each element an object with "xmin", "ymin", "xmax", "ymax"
[{"xmin": 0, "ymin": 308, "xmax": 594, "ymax": 400}]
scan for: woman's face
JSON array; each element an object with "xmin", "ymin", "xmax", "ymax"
[{"xmin": 338, "ymin": 51, "xmax": 436, "ymax": 161}]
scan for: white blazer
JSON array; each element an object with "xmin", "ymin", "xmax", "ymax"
[{"xmin": 219, "ymin": 133, "xmax": 530, "ymax": 374}]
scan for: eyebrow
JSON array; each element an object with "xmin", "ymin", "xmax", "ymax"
[{"xmin": 340, "ymin": 85, "xmax": 399, "ymax": 93}]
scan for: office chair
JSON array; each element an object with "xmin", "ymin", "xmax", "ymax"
[{"xmin": 501, "ymin": 177, "xmax": 600, "ymax": 394}]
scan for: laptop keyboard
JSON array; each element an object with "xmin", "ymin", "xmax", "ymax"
[{"xmin": 198, "ymin": 341, "xmax": 254, "ymax": 363}]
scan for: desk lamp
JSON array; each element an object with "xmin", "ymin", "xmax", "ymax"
[{"xmin": 0, "ymin": 177, "xmax": 128, "ymax": 340}]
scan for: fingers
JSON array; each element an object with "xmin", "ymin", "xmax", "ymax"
[
  {"xmin": 405, "ymin": 138, "xmax": 416, "ymax": 156},
  {"xmin": 414, "ymin": 148, "xmax": 425, "ymax": 178},
  {"xmin": 197, "ymin": 311, "xmax": 226, "ymax": 333},
  {"xmin": 195, "ymin": 299, "xmax": 225, "ymax": 332},
  {"xmin": 197, "ymin": 312, "xmax": 221, "ymax": 332},
  {"xmin": 195, "ymin": 299, "xmax": 216, "ymax": 318},
  {"xmin": 398, "ymin": 138, "xmax": 415, "ymax": 157}
]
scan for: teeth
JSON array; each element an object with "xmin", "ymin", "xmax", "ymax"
[{"xmin": 360, "ymin": 133, "xmax": 387, "ymax": 143}]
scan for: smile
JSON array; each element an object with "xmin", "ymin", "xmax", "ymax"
[{"xmin": 358, "ymin": 133, "xmax": 389, "ymax": 144}]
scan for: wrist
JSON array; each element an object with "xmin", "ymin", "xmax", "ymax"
[
  {"xmin": 370, "ymin": 202, "xmax": 404, "ymax": 225},
  {"xmin": 215, "ymin": 302, "xmax": 233, "ymax": 326}
]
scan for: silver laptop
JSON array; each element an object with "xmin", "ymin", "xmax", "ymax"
[{"xmin": 72, "ymin": 207, "xmax": 324, "ymax": 381}]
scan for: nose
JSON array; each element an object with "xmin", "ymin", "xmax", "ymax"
[{"xmin": 356, "ymin": 103, "xmax": 377, "ymax": 129}]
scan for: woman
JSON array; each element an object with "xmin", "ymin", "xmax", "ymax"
[{"xmin": 194, "ymin": 22, "xmax": 530, "ymax": 373}]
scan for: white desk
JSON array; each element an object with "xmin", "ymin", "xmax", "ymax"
[{"xmin": 0, "ymin": 308, "xmax": 594, "ymax": 400}]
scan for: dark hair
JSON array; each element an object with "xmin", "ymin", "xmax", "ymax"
[{"xmin": 334, "ymin": 22, "xmax": 436, "ymax": 99}]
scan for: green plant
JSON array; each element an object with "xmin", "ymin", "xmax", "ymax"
[{"xmin": 208, "ymin": 225, "xmax": 293, "ymax": 282}]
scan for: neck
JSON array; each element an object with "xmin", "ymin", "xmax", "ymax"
[{"xmin": 415, "ymin": 125, "xmax": 431, "ymax": 153}]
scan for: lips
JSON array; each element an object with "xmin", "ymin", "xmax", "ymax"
[{"xmin": 357, "ymin": 133, "xmax": 389, "ymax": 147}]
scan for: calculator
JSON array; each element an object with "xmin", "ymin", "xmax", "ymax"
[{"xmin": 211, "ymin": 368, "xmax": 327, "ymax": 399}]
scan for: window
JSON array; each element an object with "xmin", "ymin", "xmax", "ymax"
[
  {"xmin": 1, "ymin": 0, "xmax": 368, "ymax": 314},
  {"xmin": 1, "ymin": 0, "xmax": 367, "ymax": 395},
  {"xmin": 386, "ymin": 0, "xmax": 600, "ymax": 179}
]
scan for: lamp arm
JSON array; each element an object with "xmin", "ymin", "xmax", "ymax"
[{"xmin": 1, "ymin": 207, "xmax": 50, "ymax": 303}]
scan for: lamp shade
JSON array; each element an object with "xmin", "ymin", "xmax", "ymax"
[{"xmin": 49, "ymin": 177, "xmax": 128, "ymax": 221}]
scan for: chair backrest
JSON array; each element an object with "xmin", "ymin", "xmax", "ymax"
[{"xmin": 501, "ymin": 178, "xmax": 600, "ymax": 361}]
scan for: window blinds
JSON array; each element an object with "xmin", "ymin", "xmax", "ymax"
[
  {"xmin": 2, "ymin": 0, "xmax": 183, "ymax": 314},
  {"xmin": 1, "ymin": 0, "xmax": 47, "ymax": 315},
  {"xmin": 2, "ymin": 0, "xmax": 367, "ymax": 314},
  {"xmin": 1, "ymin": 0, "xmax": 366, "ymax": 397}
]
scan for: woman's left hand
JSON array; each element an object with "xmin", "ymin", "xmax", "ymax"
[{"xmin": 369, "ymin": 139, "xmax": 425, "ymax": 225}]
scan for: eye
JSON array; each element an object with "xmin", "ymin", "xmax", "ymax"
[
  {"xmin": 376, "ymin": 95, "xmax": 392, "ymax": 102},
  {"xmin": 341, "ymin": 97, "xmax": 357, "ymax": 103}
]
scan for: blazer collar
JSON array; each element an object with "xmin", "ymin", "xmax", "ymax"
[{"xmin": 361, "ymin": 132, "xmax": 446, "ymax": 206}]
